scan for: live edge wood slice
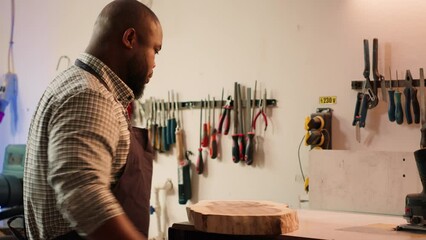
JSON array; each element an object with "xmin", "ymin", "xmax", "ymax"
[{"xmin": 186, "ymin": 200, "xmax": 299, "ymax": 236}]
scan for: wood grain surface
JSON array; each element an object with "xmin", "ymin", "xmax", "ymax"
[{"xmin": 187, "ymin": 200, "xmax": 299, "ymax": 235}]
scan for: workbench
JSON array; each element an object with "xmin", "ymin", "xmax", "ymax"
[{"xmin": 168, "ymin": 209, "xmax": 426, "ymax": 240}]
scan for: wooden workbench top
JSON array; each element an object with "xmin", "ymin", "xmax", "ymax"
[{"xmin": 170, "ymin": 209, "xmax": 426, "ymax": 240}]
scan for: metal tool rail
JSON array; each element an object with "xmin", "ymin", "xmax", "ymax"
[
  {"xmin": 145, "ymin": 99, "xmax": 278, "ymax": 110},
  {"xmin": 351, "ymin": 79, "xmax": 426, "ymax": 90}
]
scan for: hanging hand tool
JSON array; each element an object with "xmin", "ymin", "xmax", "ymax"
[
  {"xmin": 232, "ymin": 82, "xmax": 240, "ymax": 163},
  {"xmin": 395, "ymin": 70, "xmax": 404, "ymax": 125},
  {"xmin": 420, "ymin": 68, "xmax": 426, "ymax": 148},
  {"xmin": 170, "ymin": 91, "xmax": 177, "ymax": 144},
  {"xmin": 237, "ymin": 84, "xmax": 245, "ymax": 161},
  {"xmin": 207, "ymin": 95, "xmax": 212, "ymax": 141},
  {"xmin": 372, "ymin": 39, "xmax": 386, "ymax": 103},
  {"xmin": 161, "ymin": 100, "xmax": 170, "ymax": 152},
  {"xmin": 387, "ymin": 68, "xmax": 396, "ymax": 122},
  {"xmin": 405, "ymin": 70, "xmax": 420, "ymax": 124},
  {"xmin": 166, "ymin": 91, "xmax": 172, "ymax": 146},
  {"xmin": 178, "ymin": 151, "xmax": 192, "ymax": 204},
  {"xmin": 245, "ymin": 81, "xmax": 257, "ymax": 165},
  {"xmin": 175, "ymin": 93, "xmax": 192, "ymax": 204},
  {"xmin": 154, "ymin": 99, "xmax": 160, "ymax": 150},
  {"xmin": 352, "ymin": 39, "xmax": 377, "ymax": 142},
  {"xmin": 253, "ymin": 89, "xmax": 268, "ymax": 131},
  {"xmin": 202, "ymin": 98, "xmax": 209, "ymax": 148},
  {"xmin": 196, "ymin": 100, "xmax": 204, "ymax": 174},
  {"xmin": 210, "ymin": 97, "xmax": 218, "ymax": 159},
  {"xmin": 218, "ymin": 95, "xmax": 232, "ymax": 135}
]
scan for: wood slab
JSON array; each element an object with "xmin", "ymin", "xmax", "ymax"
[{"xmin": 186, "ymin": 200, "xmax": 299, "ymax": 235}]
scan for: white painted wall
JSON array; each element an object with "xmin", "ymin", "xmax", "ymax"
[{"xmin": 1, "ymin": 0, "xmax": 426, "ymax": 238}]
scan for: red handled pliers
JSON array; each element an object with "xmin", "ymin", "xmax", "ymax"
[
  {"xmin": 253, "ymin": 89, "xmax": 268, "ymax": 131},
  {"xmin": 218, "ymin": 95, "xmax": 232, "ymax": 135}
]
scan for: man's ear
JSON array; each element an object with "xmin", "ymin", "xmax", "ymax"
[{"xmin": 122, "ymin": 28, "xmax": 137, "ymax": 49}]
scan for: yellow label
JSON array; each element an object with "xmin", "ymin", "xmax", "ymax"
[{"xmin": 319, "ymin": 96, "xmax": 337, "ymax": 104}]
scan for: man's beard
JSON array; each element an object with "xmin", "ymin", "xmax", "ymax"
[{"xmin": 126, "ymin": 57, "xmax": 148, "ymax": 99}]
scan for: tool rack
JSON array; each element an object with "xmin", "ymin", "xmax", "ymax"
[
  {"xmin": 175, "ymin": 99, "xmax": 277, "ymax": 109},
  {"xmin": 351, "ymin": 79, "xmax": 426, "ymax": 90},
  {"xmin": 143, "ymin": 99, "xmax": 278, "ymax": 110}
]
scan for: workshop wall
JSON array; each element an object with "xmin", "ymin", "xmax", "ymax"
[{"xmin": 1, "ymin": 0, "xmax": 426, "ymax": 238}]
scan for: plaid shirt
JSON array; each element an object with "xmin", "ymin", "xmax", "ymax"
[{"xmin": 23, "ymin": 53, "xmax": 134, "ymax": 239}]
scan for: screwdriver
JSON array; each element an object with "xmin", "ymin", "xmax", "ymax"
[
  {"xmin": 395, "ymin": 70, "xmax": 404, "ymax": 125},
  {"xmin": 196, "ymin": 100, "xmax": 204, "ymax": 174},
  {"xmin": 388, "ymin": 68, "xmax": 395, "ymax": 122},
  {"xmin": 170, "ymin": 94, "xmax": 177, "ymax": 144},
  {"xmin": 202, "ymin": 99, "xmax": 209, "ymax": 148},
  {"xmin": 210, "ymin": 97, "xmax": 218, "ymax": 159}
]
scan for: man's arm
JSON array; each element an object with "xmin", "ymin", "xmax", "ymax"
[{"xmin": 88, "ymin": 214, "xmax": 147, "ymax": 240}]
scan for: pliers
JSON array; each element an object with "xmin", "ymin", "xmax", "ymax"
[
  {"xmin": 404, "ymin": 70, "xmax": 420, "ymax": 124},
  {"xmin": 218, "ymin": 95, "xmax": 232, "ymax": 135},
  {"xmin": 253, "ymin": 89, "xmax": 268, "ymax": 131}
]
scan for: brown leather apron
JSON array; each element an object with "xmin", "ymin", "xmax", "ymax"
[{"xmin": 112, "ymin": 127, "xmax": 155, "ymax": 237}]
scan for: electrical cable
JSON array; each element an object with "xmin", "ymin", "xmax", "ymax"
[
  {"xmin": 297, "ymin": 134, "xmax": 306, "ymax": 182},
  {"xmin": 8, "ymin": 0, "xmax": 16, "ymax": 73}
]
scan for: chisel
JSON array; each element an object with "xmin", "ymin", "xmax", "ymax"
[{"xmin": 175, "ymin": 93, "xmax": 191, "ymax": 204}]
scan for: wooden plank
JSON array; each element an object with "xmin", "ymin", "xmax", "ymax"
[{"xmin": 187, "ymin": 200, "xmax": 299, "ymax": 235}]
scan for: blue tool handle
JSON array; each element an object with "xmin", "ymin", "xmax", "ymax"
[
  {"xmin": 404, "ymin": 87, "xmax": 412, "ymax": 124},
  {"xmin": 161, "ymin": 126, "xmax": 169, "ymax": 152},
  {"xmin": 412, "ymin": 88, "xmax": 420, "ymax": 124},
  {"xmin": 359, "ymin": 94, "xmax": 370, "ymax": 128},
  {"xmin": 170, "ymin": 118, "xmax": 177, "ymax": 143},
  {"xmin": 166, "ymin": 119, "xmax": 172, "ymax": 145},
  {"xmin": 352, "ymin": 92, "xmax": 362, "ymax": 126},
  {"xmin": 395, "ymin": 91, "xmax": 404, "ymax": 125},
  {"xmin": 232, "ymin": 134, "xmax": 240, "ymax": 163},
  {"xmin": 388, "ymin": 90, "xmax": 396, "ymax": 122}
]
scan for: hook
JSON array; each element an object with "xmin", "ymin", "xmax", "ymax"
[{"xmin": 56, "ymin": 55, "xmax": 71, "ymax": 71}]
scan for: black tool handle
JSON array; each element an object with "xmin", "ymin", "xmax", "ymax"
[
  {"xmin": 196, "ymin": 148, "xmax": 204, "ymax": 174},
  {"xmin": 232, "ymin": 134, "xmax": 240, "ymax": 163},
  {"xmin": 412, "ymin": 88, "xmax": 420, "ymax": 124},
  {"xmin": 388, "ymin": 90, "xmax": 396, "ymax": 122},
  {"xmin": 359, "ymin": 94, "xmax": 370, "ymax": 128},
  {"xmin": 404, "ymin": 87, "xmax": 413, "ymax": 124},
  {"xmin": 421, "ymin": 127, "xmax": 426, "ymax": 149},
  {"xmin": 169, "ymin": 118, "xmax": 177, "ymax": 144},
  {"xmin": 352, "ymin": 92, "xmax": 362, "ymax": 126},
  {"xmin": 395, "ymin": 91, "xmax": 404, "ymax": 125},
  {"xmin": 245, "ymin": 132, "xmax": 255, "ymax": 165}
]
